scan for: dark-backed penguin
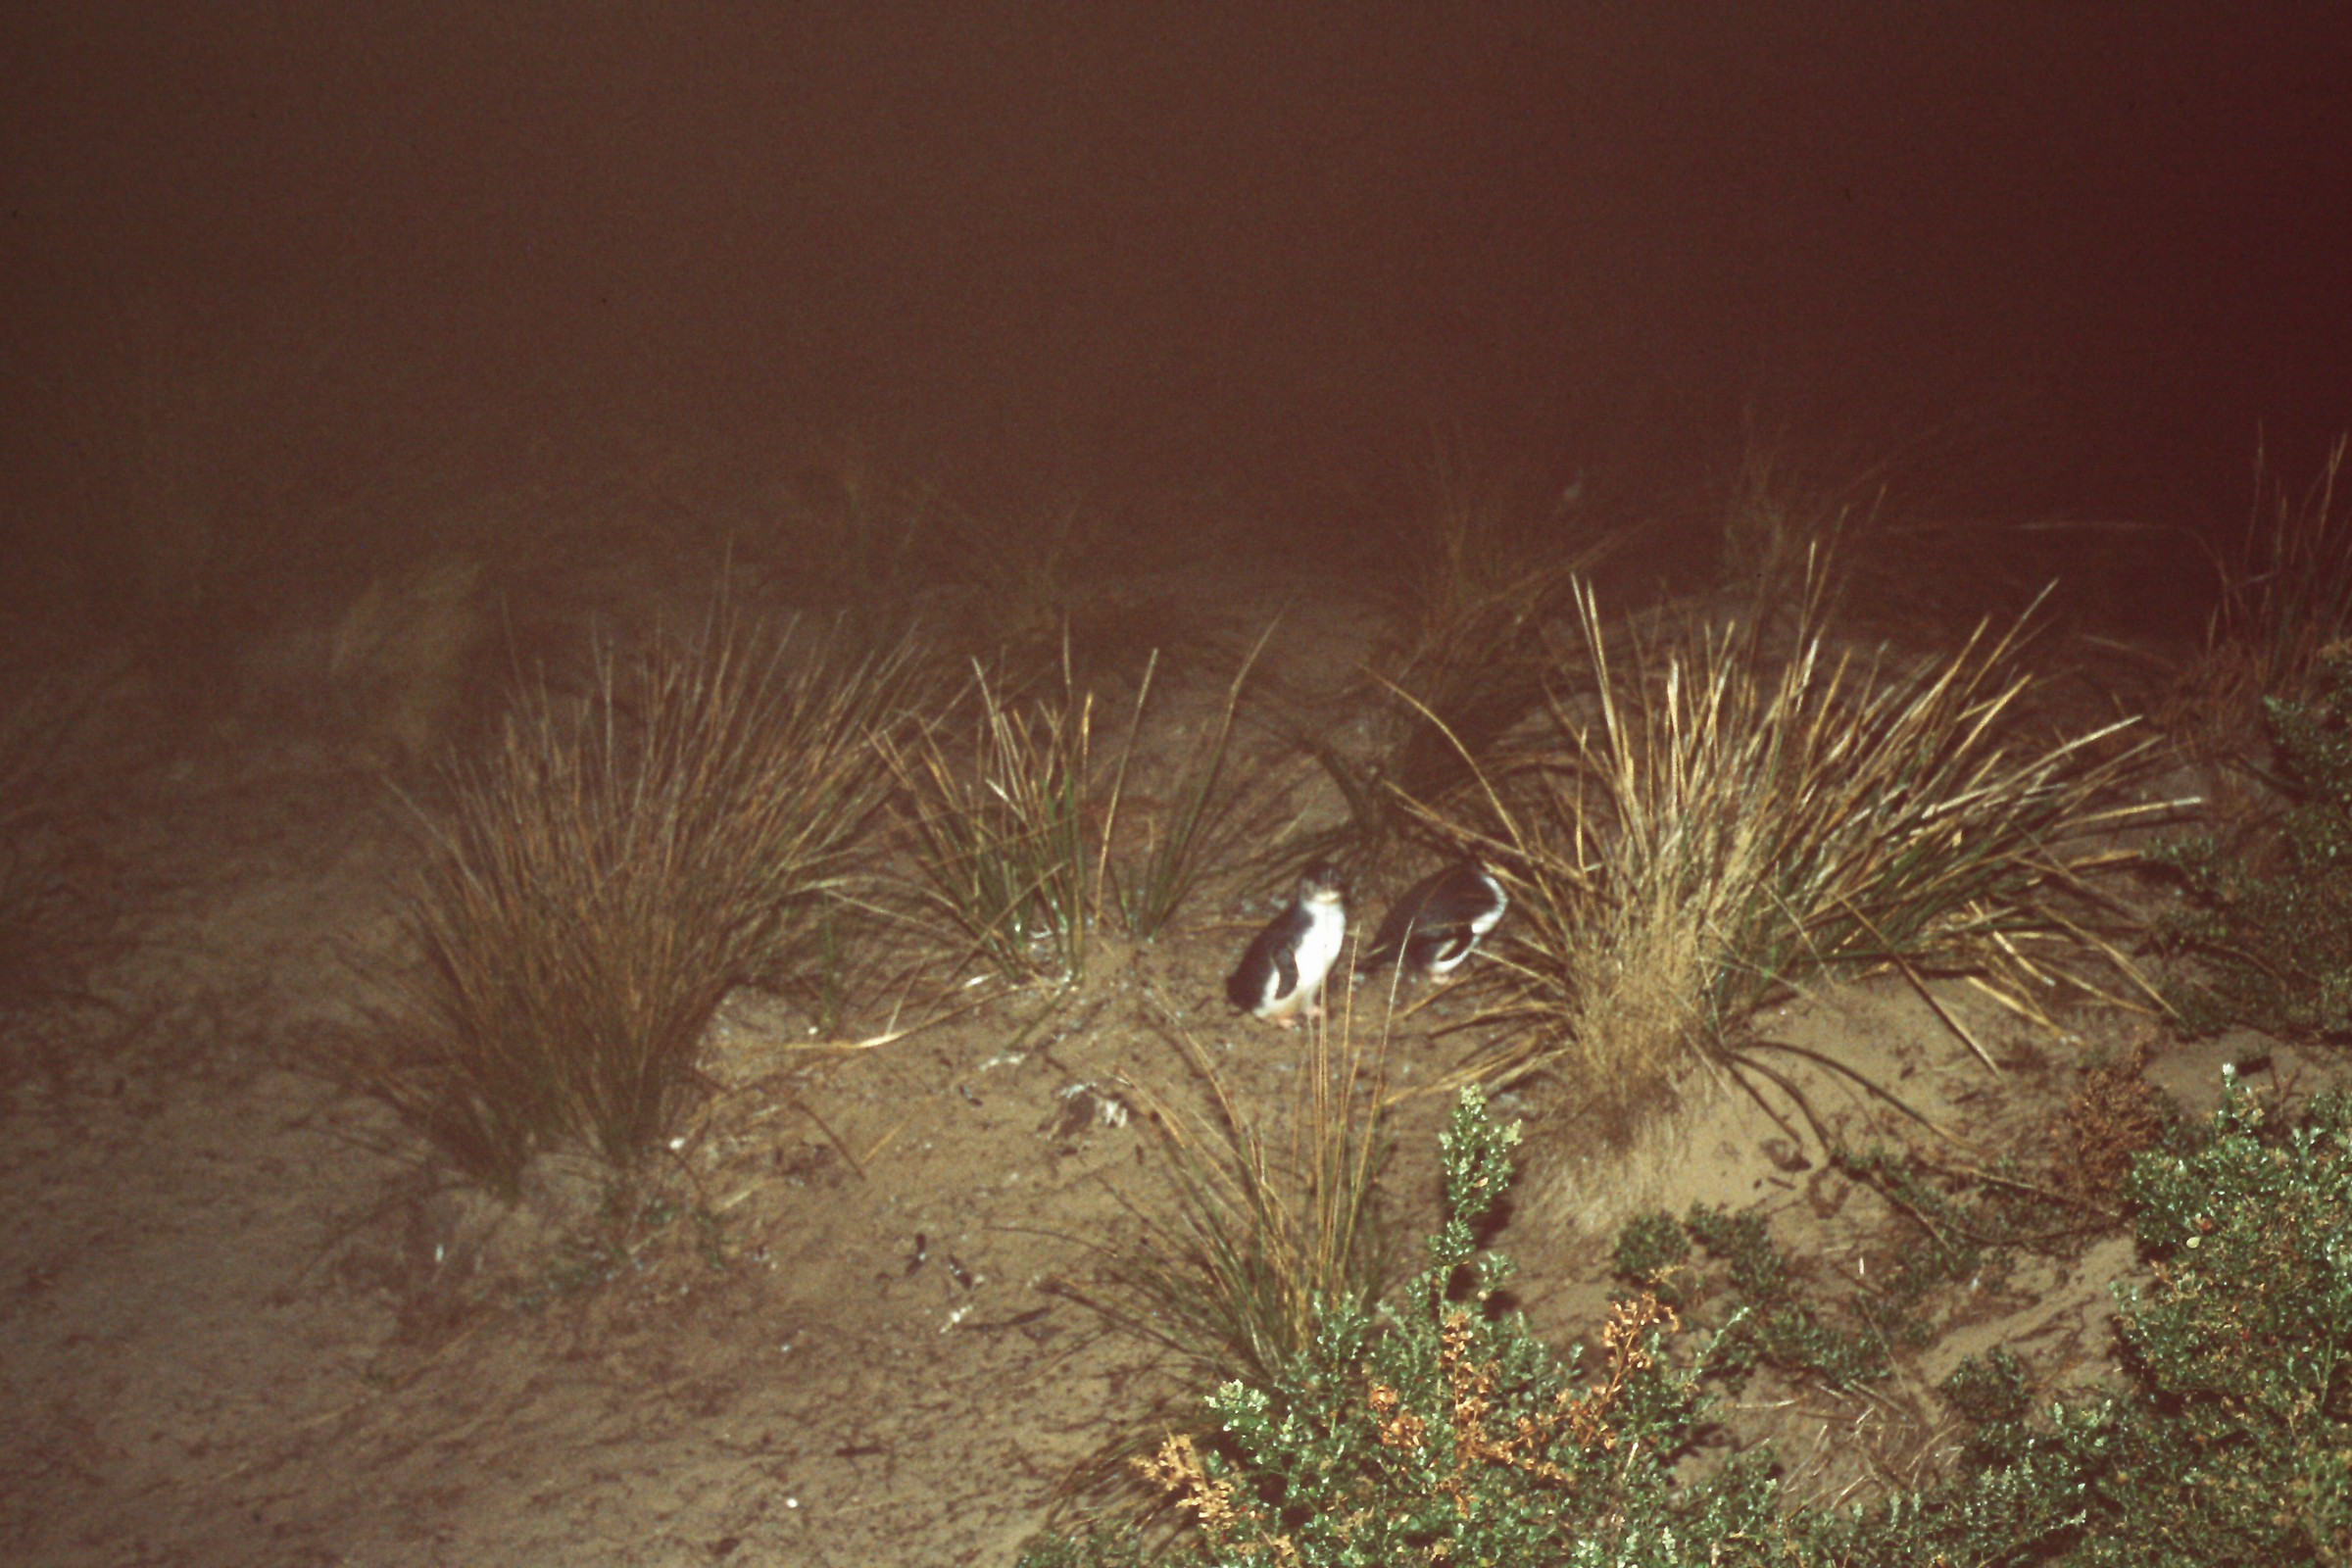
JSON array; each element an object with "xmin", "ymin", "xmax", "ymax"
[
  {"xmin": 1355, "ymin": 860, "xmax": 1507, "ymax": 983},
  {"xmin": 1225, "ymin": 860, "xmax": 1348, "ymax": 1027}
]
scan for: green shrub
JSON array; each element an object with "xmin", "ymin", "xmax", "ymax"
[
  {"xmin": 2154, "ymin": 649, "xmax": 2352, "ymax": 1041},
  {"xmin": 1028, "ymin": 1076, "xmax": 2352, "ymax": 1565},
  {"xmin": 1025, "ymin": 1091, "xmax": 1796, "ymax": 1567},
  {"xmin": 1815, "ymin": 1072, "xmax": 2352, "ymax": 1566},
  {"xmin": 1618, "ymin": 1202, "xmax": 1895, "ymax": 1390}
]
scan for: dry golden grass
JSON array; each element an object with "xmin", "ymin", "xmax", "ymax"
[
  {"xmin": 1051, "ymin": 992, "xmax": 1396, "ymax": 1517},
  {"xmin": 888, "ymin": 633, "xmax": 1283, "ymax": 985},
  {"xmin": 2166, "ymin": 436, "xmax": 2352, "ymax": 769},
  {"xmin": 1405, "ymin": 570, "xmax": 2176, "ymax": 1127},
  {"xmin": 360, "ymin": 609, "xmax": 914, "ymax": 1195}
]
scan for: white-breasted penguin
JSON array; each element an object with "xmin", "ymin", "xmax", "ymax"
[
  {"xmin": 1354, "ymin": 860, "xmax": 1507, "ymax": 983},
  {"xmin": 1226, "ymin": 860, "xmax": 1348, "ymax": 1027}
]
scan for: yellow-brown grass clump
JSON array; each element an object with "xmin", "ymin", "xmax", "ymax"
[
  {"xmin": 360, "ymin": 609, "xmax": 914, "ymax": 1195},
  {"xmin": 1412, "ymin": 570, "xmax": 2173, "ymax": 1130}
]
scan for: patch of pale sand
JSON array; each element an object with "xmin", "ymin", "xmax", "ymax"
[
  {"xmin": 1512, "ymin": 976, "xmax": 2044, "ymax": 1263},
  {"xmin": 0, "ymin": 1070, "xmax": 408, "ymax": 1567}
]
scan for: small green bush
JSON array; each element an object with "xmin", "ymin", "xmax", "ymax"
[
  {"xmin": 1025, "ymin": 1091, "xmax": 1796, "ymax": 1567},
  {"xmin": 2154, "ymin": 649, "xmax": 2352, "ymax": 1041},
  {"xmin": 1028, "ymin": 1077, "xmax": 2352, "ymax": 1566},
  {"xmin": 1815, "ymin": 1072, "xmax": 2352, "ymax": 1566},
  {"xmin": 1618, "ymin": 1202, "xmax": 1896, "ymax": 1390}
]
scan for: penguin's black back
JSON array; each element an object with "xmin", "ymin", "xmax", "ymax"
[
  {"xmin": 1357, "ymin": 862, "xmax": 1502, "ymax": 974},
  {"xmin": 1228, "ymin": 900, "xmax": 1311, "ymax": 1009}
]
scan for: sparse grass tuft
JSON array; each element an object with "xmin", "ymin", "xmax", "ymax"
[
  {"xmin": 1307, "ymin": 445, "xmax": 1613, "ymax": 871},
  {"xmin": 1108, "ymin": 1001, "xmax": 1396, "ymax": 1399},
  {"xmin": 889, "ymin": 637, "xmax": 1283, "ymax": 984},
  {"xmin": 1411, "ymin": 573, "xmax": 2169, "ymax": 1122},
  {"xmin": 2167, "ymin": 435, "xmax": 2352, "ymax": 766},
  {"xmin": 362, "ymin": 610, "xmax": 912, "ymax": 1196},
  {"xmin": 889, "ymin": 657, "xmax": 1108, "ymax": 985},
  {"xmin": 1106, "ymin": 627, "xmax": 1281, "ymax": 943}
]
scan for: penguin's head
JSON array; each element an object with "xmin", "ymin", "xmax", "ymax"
[{"xmin": 1297, "ymin": 859, "xmax": 1346, "ymax": 906}]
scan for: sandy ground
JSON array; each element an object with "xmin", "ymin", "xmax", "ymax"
[{"xmin": 2, "ymin": 569, "xmax": 2328, "ymax": 1568}]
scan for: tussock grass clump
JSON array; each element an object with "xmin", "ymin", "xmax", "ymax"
[
  {"xmin": 1104, "ymin": 1004, "xmax": 1395, "ymax": 1401},
  {"xmin": 890, "ymin": 636, "xmax": 1279, "ymax": 984},
  {"xmin": 1046, "ymin": 995, "xmax": 1392, "ymax": 1521},
  {"xmin": 2168, "ymin": 435, "xmax": 2352, "ymax": 764},
  {"xmin": 366, "ymin": 612, "xmax": 911, "ymax": 1196},
  {"xmin": 890, "ymin": 660, "xmax": 1107, "ymax": 984},
  {"xmin": 1420, "ymin": 577, "xmax": 2166, "ymax": 1118}
]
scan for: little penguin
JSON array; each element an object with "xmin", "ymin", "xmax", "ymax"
[
  {"xmin": 1355, "ymin": 860, "xmax": 1507, "ymax": 983},
  {"xmin": 1225, "ymin": 860, "xmax": 1348, "ymax": 1027}
]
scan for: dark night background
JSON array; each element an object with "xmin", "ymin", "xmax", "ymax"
[{"xmin": 7, "ymin": 2, "xmax": 2352, "ymax": 612}]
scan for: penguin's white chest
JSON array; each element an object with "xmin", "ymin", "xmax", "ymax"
[{"xmin": 1289, "ymin": 897, "xmax": 1347, "ymax": 1000}]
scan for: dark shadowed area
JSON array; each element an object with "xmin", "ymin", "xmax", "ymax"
[{"xmin": 8, "ymin": 4, "xmax": 2352, "ymax": 571}]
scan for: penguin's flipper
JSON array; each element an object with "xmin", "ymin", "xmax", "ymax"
[
  {"xmin": 1356, "ymin": 897, "xmax": 1421, "ymax": 977},
  {"xmin": 1424, "ymin": 930, "xmax": 1474, "ymax": 969},
  {"xmin": 1273, "ymin": 941, "xmax": 1299, "ymax": 1001}
]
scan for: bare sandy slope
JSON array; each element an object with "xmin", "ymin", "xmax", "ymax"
[{"xmin": 2, "ymin": 579, "xmax": 2324, "ymax": 1568}]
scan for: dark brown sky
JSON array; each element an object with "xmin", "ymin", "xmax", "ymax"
[{"xmin": 8, "ymin": 2, "xmax": 2352, "ymax": 529}]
